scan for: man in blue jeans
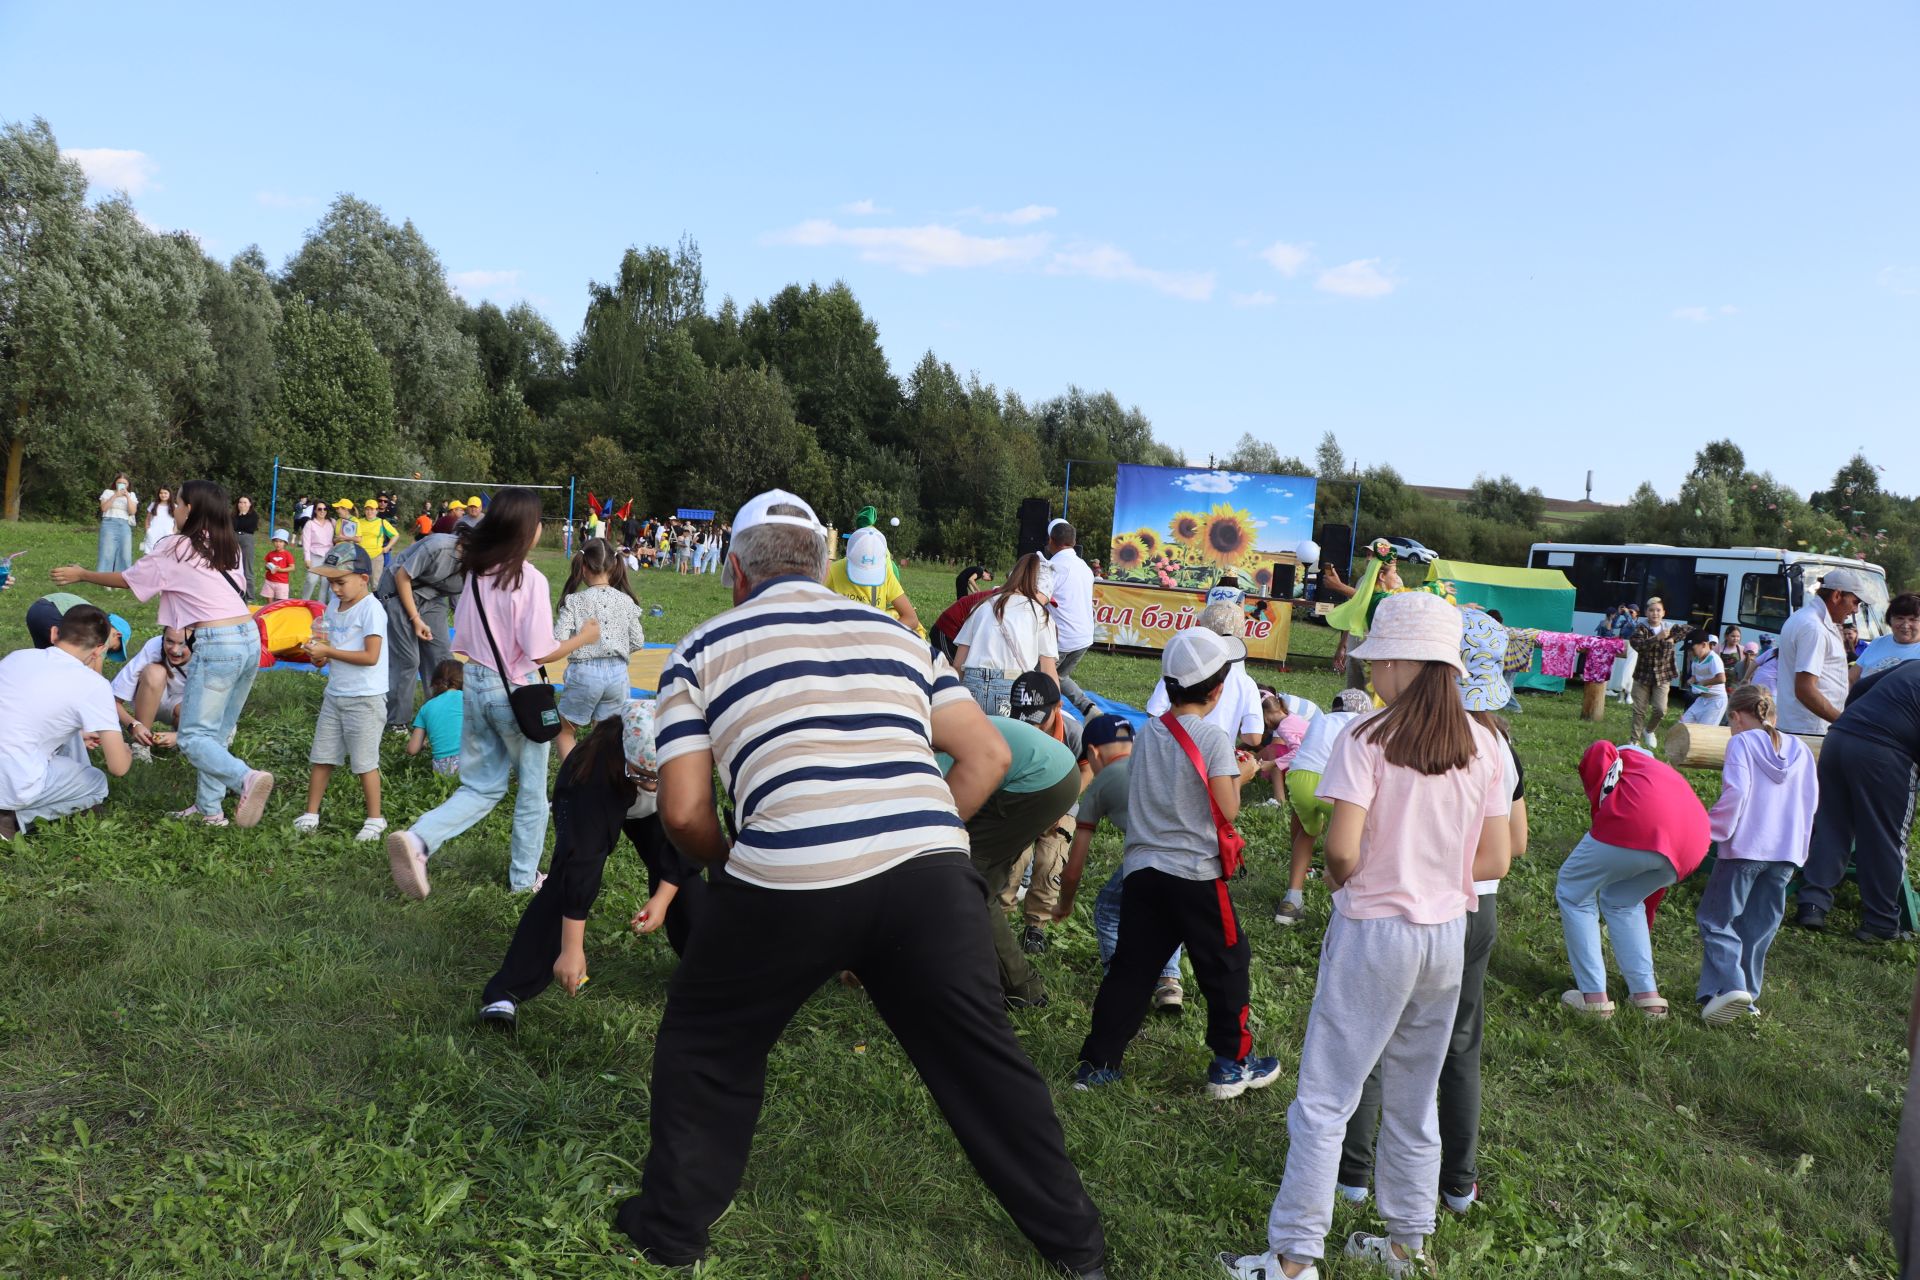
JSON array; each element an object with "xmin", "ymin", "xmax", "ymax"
[{"xmin": 1053, "ymin": 714, "xmax": 1186, "ymax": 1014}]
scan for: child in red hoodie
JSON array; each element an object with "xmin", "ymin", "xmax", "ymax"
[{"xmin": 1556, "ymin": 741, "xmax": 1711, "ymax": 1017}]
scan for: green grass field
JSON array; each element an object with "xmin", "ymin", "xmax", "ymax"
[{"xmin": 0, "ymin": 519, "xmax": 1912, "ymax": 1278}]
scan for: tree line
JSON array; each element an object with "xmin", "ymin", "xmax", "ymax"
[{"xmin": 8, "ymin": 116, "xmax": 1914, "ymax": 579}]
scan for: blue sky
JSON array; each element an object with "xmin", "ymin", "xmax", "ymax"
[{"xmin": 5, "ymin": 1, "xmax": 1916, "ymax": 501}]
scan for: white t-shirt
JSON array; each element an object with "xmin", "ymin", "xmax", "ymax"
[
  {"xmin": 0, "ymin": 647, "xmax": 118, "ymax": 805},
  {"xmin": 1688, "ymin": 650, "xmax": 1727, "ymax": 698},
  {"xmin": 1047, "ymin": 548, "xmax": 1096, "ymax": 652},
  {"xmin": 1776, "ymin": 598, "xmax": 1847, "ymax": 736},
  {"xmin": 1290, "ymin": 708, "xmax": 1362, "ymax": 776},
  {"xmin": 1475, "ymin": 736, "xmax": 1523, "ymax": 897},
  {"xmin": 956, "ymin": 596, "xmax": 1060, "ymax": 673},
  {"xmin": 320, "ymin": 593, "xmax": 390, "ymax": 699},
  {"xmin": 1145, "ymin": 662, "xmax": 1266, "ymax": 743},
  {"xmin": 111, "ymin": 635, "xmax": 187, "ymax": 710},
  {"xmin": 100, "ymin": 489, "xmax": 138, "ymax": 522}
]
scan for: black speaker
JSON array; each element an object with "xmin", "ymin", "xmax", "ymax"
[
  {"xmin": 1314, "ymin": 523, "xmax": 1353, "ymax": 591},
  {"xmin": 1268, "ymin": 561, "xmax": 1296, "ymax": 600},
  {"xmin": 1015, "ymin": 498, "xmax": 1052, "ymax": 560}
]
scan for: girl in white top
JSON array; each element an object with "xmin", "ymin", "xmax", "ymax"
[
  {"xmin": 952, "ymin": 552, "xmax": 1059, "ymax": 716},
  {"xmin": 96, "ymin": 473, "xmax": 138, "ymax": 573},
  {"xmin": 143, "ymin": 487, "xmax": 177, "ymax": 556}
]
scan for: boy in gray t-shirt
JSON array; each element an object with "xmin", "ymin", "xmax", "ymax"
[{"xmin": 1075, "ymin": 628, "xmax": 1281, "ymax": 1100}]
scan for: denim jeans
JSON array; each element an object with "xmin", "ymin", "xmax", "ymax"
[
  {"xmin": 177, "ymin": 622, "xmax": 262, "ymax": 816},
  {"xmin": 96, "ymin": 519, "xmax": 134, "ymax": 574},
  {"xmin": 1695, "ymin": 858, "xmax": 1794, "ymax": 1001},
  {"xmin": 1093, "ymin": 866, "xmax": 1182, "ymax": 981},
  {"xmin": 409, "ymin": 663, "xmax": 551, "ymax": 891},
  {"xmin": 1555, "ymin": 832, "xmax": 1676, "ymax": 994},
  {"xmin": 961, "ymin": 667, "xmax": 1016, "ymax": 718}
]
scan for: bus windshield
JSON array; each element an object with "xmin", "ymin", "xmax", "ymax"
[{"xmin": 1793, "ymin": 563, "xmax": 1890, "ymax": 637}]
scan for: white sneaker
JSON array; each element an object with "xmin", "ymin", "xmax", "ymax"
[
  {"xmin": 1217, "ymin": 1251, "xmax": 1316, "ymax": 1280},
  {"xmin": 1701, "ymin": 990, "xmax": 1754, "ymax": 1026},
  {"xmin": 1344, "ymin": 1232, "xmax": 1431, "ymax": 1278},
  {"xmin": 292, "ymin": 812, "xmax": 320, "ymax": 834},
  {"xmin": 131, "ymin": 742, "xmax": 153, "ymax": 765},
  {"xmin": 1336, "ymin": 1182, "xmax": 1369, "ymax": 1203},
  {"xmin": 356, "ymin": 816, "xmax": 388, "ymax": 843},
  {"xmin": 1642, "ymin": 732, "xmax": 1658, "ymax": 750},
  {"xmin": 1442, "ymin": 1182, "xmax": 1478, "ymax": 1213}
]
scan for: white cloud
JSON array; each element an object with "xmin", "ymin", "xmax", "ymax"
[
  {"xmin": 1672, "ymin": 303, "xmax": 1739, "ymax": 323},
  {"xmin": 256, "ymin": 190, "xmax": 318, "ymax": 210},
  {"xmin": 1231, "ymin": 290, "xmax": 1277, "ymax": 307},
  {"xmin": 768, "ymin": 219, "xmax": 1048, "ymax": 273},
  {"xmin": 1258, "ymin": 241, "xmax": 1310, "ymax": 277},
  {"xmin": 450, "ymin": 269, "xmax": 526, "ymax": 300},
  {"xmin": 1720, "ymin": 304, "xmax": 1740, "ymax": 315},
  {"xmin": 64, "ymin": 147, "xmax": 158, "ymax": 196},
  {"xmin": 1265, "ymin": 486, "xmax": 1295, "ymax": 497},
  {"xmin": 1174, "ymin": 470, "xmax": 1251, "ymax": 494},
  {"xmin": 983, "ymin": 204, "xmax": 1058, "ymax": 225},
  {"xmin": 1315, "ymin": 259, "xmax": 1396, "ymax": 299},
  {"xmin": 1047, "ymin": 244, "xmax": 1216, "ymax": 301},
  {"xmin": 841, "ymin": 198, "xmax": 890, "ymax": 215}
]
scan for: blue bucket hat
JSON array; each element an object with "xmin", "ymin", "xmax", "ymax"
[{"xmin": 1456, "ymin": 608, "xmax": 1511, "ymax": 712}]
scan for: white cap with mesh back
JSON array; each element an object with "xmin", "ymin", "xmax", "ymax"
[
  {"xmin": 1819, "ymin": 566, "xmax": 1871, "ymax": 597},
  {"xmin": 1161, "ymin": 627, "xmax": 1248, "ymax": 687},
  {"xmin": 721, "ymin": 489, "xmax": 827, "ymax": 588},
  {"xmin": 846, "ymin": 526, "xmax": 888, "ymax": 588}
]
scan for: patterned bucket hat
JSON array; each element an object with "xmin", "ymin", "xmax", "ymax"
[
  {"xmin": 1456, "ymin": 608, "xmax": 1511, "ymax": 712},
  {"xmin": 622, "ymin": 699, "xmax": 659, "ymax": 776}
]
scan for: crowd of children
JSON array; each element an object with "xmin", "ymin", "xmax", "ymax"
[{"xmin": 9, "ymin": 477, "xmax": 1914, "ymax": 1280}]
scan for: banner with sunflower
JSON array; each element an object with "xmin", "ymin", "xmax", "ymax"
[{"xmin": 1105, "ymin": 463, "xmax": 1318, "ymax": 592}]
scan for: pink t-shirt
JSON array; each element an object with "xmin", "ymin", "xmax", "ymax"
[
  {"xmin": 121, "ymin": 536, "xmax": 248, "ymax": 629},
  {"xmin": 1316, "ymin": 712, "xmax": 1511, "ymax": 924},
  {"xmin": 453, "ymin": 562, "xmax": 555, "ymax": 683}
]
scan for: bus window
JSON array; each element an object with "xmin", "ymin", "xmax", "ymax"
[
  {"xmin": 1739, "ymin": 572, "xmax": 1790, "ymax": 632},
  {"xmin": 1564, "ymin": 552, "xmax": 1644, "ymax": 613},
  {"xmin": 1689, "ymin": 574, "xmax": 1727, "ymax": 633},
  {"xmin": 1642, "ymin": 555, "xmax": 1694, "ymax": 620}
]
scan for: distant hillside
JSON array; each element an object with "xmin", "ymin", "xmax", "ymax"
[{"xmin": 1411, "ymin": 485, "xmax": 1616, "ymax": 527}]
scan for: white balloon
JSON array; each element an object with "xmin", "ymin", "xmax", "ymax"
[
  {"xmin": 889, "ymin": 516, "xmax": 900, "ymax": 527},
  {"xmin": 1295, "ymin": 539, "xmax": 1321, "ymax": 565}
]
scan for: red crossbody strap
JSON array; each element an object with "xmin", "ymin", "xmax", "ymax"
[{"xmin": 1160, "ymin": 711, "xmax": 1231, "ymax": 830}]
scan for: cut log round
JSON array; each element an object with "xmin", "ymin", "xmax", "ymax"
[
  {"xmin": 1664, "ymin": 721, "xmax": 1823, "ymax": 769},
  {"xmin": 1580, "ymin": 681, "xmax": 1608, "ymax": 722}
]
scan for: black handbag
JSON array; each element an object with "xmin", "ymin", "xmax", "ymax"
[{"xmin": 470, "ymin": 572, "xmax": 562, "ymax": 743}]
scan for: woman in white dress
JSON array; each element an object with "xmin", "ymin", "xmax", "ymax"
[{"xmin": 142, "ymin": 486, "xmax": 177, "ymax": 557}]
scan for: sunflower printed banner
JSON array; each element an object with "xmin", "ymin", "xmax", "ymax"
[
  {"xmin": 1091, "ymin": 582, "xmax": 1292, "ymax": 661},
  {"xmin": 1107, "ymin": 463, "xmax": 1318, "ymax": 593}
]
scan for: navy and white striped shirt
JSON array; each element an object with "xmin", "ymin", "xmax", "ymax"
[{"xmin": 655, "ymin": 575, "xmax": 973, "ymax": 889}]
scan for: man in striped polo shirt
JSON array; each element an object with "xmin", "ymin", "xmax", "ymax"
[{"xmin": 614, "ymin": 490, "xmax": 1108, "ymax": 1279}]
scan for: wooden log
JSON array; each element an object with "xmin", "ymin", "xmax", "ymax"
[
  {"xmin": 1580, "ymin": 681, "xmax": 1608, "ymax": 722},
  {"xmin": 1664, "ymin": 722, "xmax": 1824, "ymax": 769}
]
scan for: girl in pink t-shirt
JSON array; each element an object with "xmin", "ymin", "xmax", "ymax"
[
  {"xmin": 53, "ymin": 479, "xmax": 276, "ymax": 828},
  {"xmin": 384, "ymin": 488, "xmax": 601, "ymax": 898},
  {"xmin": 1220, "ymin": 592, "xmax": 1511, "ymax": 1280}
]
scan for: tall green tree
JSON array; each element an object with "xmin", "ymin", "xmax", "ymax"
[
  {"xmin": 273, "ymin": 305, "xmax": 398, "ymax": 479},
  {"xmin": 739, "ymin": 281, "xmax": 899, "ymax": 458}
]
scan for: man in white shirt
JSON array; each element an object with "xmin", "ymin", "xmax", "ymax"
[
  {"xmin": 1046, "ymin": 520, "xmax": 1097, "ymax": 715},
  {"xmin": 0, "ymin": 603, "xmax": 132, "ymax": 839},
  {"xmin": 1776, "ymin": 566, "xmax": 1866, "ymax": 737}
]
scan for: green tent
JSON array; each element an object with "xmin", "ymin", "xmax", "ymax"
[{"xmin": 1425, "ymin": 559, "xmax": 1577, "ymax": 692}]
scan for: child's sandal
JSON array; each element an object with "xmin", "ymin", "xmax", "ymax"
[
  {"xmin": 1560, "ymin": 990, "xmax": 1615, "ymax": 1018},
  {"xmin": 1628, "ymin": 993, "xmax": 1670, "ymax": 1017}
]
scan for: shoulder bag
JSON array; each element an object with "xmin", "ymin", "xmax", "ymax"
[
  {"xmin": 1158, "ymin": 711, "xmax": 1246, "ymax": 878},
  {"xmin": 470, "ymin": 571, "xmax": 562, "ymax": 743}
]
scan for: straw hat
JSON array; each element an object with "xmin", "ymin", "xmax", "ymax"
[
  {"xmin": 1455, "ymin": 608, "xmax": 1510, "ymax": 712},
  {"xmin": 1351, "ymin": 591, "xmax": 1465, "ymax": 675}
]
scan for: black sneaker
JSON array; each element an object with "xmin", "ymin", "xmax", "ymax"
[
  {"xmin": 0, "ymin": 810, "xmax": 16, "ymax": 842},
  {"xmin": 478, "ymin": 999, "xmax": 517, "ymax": 1029},
  {"xmin": 1021, "ymin": 924, "xmax": 1050, "ymax": 955},
  {"xmin": 1006, "ymin": 991, "xmax": 1049, "ymax": 1011},
  {"xmin": 1852, "ymin": 927, "xmax": 1914, "ymax": 945},
  {"xmin": 1052, "ymin": 1260, "xmax": 1108, "ymax": 1280},
  {"xmin": 1792, "ymin": 904, "xmax": 1827, "ymax": 931}
]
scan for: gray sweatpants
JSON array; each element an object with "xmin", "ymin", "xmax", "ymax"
[
  {"xmin": 381, "ymin": 592, "xmax": 452, "ymax": 727},
  {"xmin": 1266, "ymin": 910, "xmax": 1467, "ymax": 1263}
]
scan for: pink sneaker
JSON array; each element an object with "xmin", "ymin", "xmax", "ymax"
[
  {"xmin": 170, "ymin": 806, "xmax": 230, "ymax": 827},
  {"xmin": 387, "ymin": 830, "xmax": 430, "ymax": 900},
  {"xmin": 233, "ymin": 770, "xmax": 275, "ymax": 828}
]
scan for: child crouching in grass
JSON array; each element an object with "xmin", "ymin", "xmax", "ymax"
[
  {"xmin": 1075, "ymin": 628, "xmax": 1279, "ymax": 1100},
  {"xmin": 477, "ymin": 701, "xmax": 705, "ymax": 1029},
  {"xmin": 407, "ymin": 659, "xmax": 465, "ymax": 776},
  {"xmin": 1695, "ymin": 683, "xmax": 1816, "ymax": 1024},
  {"xmin": 294, "ymin": 544, "xmax": 388, "ymax": 841},
  {"xmin": 1274, "ymin": 688, "xmax": 1373, "ymax": 927},
  {"xmin": 1220, "ymin": 592, "xmax": 1511, "ymax": 1280}
]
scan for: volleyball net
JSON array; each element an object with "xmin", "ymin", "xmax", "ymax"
[{"xmin": 268, "ymin": 461, "xmax": 580, "ymax": 552}]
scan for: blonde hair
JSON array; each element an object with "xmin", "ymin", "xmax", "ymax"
[{"xmin": 1727, "ymin": 683, "xmax": 1782, "ymax": 752}]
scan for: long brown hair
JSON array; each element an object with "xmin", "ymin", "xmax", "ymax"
[
  {"xmin": 1727, "ymin": 683, "xmax": 1783, "ymax": 753},
  {"xmin": 458, "ymin": 487, "xmax": 543, "ymax": 590},
  {"xmin": 562, "ymin": 713, "xmax": 637, "ymax": 804},
  {"xmin": 167, "ymin": 479, "xmax": 242, "ymax": 572},
  {"xmin": 992, "ymin": 551, "xmax": 1047, "ymax": 622},
  {"xmin": 562, "ymin": 537, "xmax": 636, "ymax": 602},
  {"xmin": 1356, "ymin": 662, "xmax": 1477, "ymax": 775}
]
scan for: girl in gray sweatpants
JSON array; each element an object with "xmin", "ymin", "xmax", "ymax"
[{"xmin": 1219, "ymin": 592, "xmax": 1512, "ymax": 1280}]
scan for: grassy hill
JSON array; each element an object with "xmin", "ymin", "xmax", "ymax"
[{"xmin": 0, "ymin": 518, "xmax": 1910, "ymax": 1278}]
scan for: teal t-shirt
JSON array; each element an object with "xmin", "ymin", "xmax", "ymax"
[
  {"xmin": 411, "ymin": 688, "xmax": 465, "ymax": 760},
  {"xmin": 937, "ymin": 718, "xmax": 1076, "ymax": 794}
]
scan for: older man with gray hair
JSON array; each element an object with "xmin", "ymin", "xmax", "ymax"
[{"xmin": 614, "ymin": 489, "xmax": 1109, "ymax": 1279}]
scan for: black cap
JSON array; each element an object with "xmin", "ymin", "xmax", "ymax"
[{"xmin": 1009, "ymin": 671, "xmax": 1061, "ymax": 723}]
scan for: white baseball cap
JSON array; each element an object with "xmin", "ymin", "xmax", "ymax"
[
  {"xmin": 846, "ymin": 526, "xmax": 888, "ymax": 588},
  {"xmin": 1162, "ymin": 627, "xmax": 1247, "ymax": 687},
  {"xmin": 1819, "ymin": 566, "xmax": 1871, "ymax": 597},
  {"xmin": 722, "ymin": 489, "xmax": 826, "ymax": 587}
]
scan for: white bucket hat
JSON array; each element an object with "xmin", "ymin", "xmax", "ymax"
[{"xmin": 1351, "ymin": 591, "xmax": 1466, "ymax": 676}]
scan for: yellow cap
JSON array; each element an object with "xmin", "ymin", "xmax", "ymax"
[
  {"xmin": 467, "ymin": 495, "xmax": 483, "ymax": 507},
  {"xmin": 333, "ymin": 498, "xmax": 353, "ymax": 509},
  {"xmin": 363, "ymin": 499, "xmax": 378, "ymax": 508}
]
